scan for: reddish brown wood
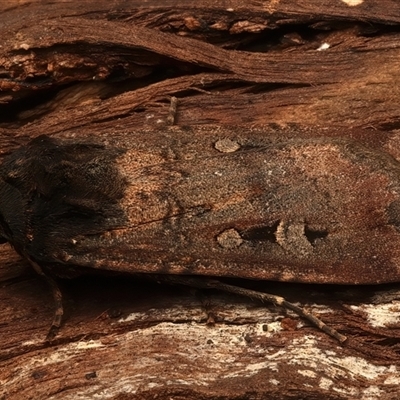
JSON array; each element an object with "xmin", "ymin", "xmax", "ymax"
[{"xmin": 2, "ymin": 1, "xmax": 400, "ymax": 399}]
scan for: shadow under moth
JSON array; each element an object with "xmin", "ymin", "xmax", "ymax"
[{"xmin": 2, "ymin": 126, "xmax": 400, "ymax": 343}]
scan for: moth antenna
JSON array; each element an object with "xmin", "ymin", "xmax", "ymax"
[
  {"xmin": 155, "ymin": 275, "xmax": 347, "ymax": 344},
  {"xmin": 27, "ymin": 258, "xmax": 64, "ymax": 341}
]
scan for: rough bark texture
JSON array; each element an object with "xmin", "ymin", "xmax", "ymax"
[{"xmin": 2, "ymin": 1, "xmax": 400, "ymax": 399}]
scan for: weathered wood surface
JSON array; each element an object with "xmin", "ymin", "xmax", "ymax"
[{"xmin": 2, "ymin": 1, "xmax": 400, "ymax": 399}]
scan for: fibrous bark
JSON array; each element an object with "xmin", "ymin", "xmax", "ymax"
[{"xmin": 1, "ymin": 1, "xmax": 400, "ymax": 400}]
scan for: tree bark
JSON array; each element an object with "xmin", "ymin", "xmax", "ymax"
[{"xmin": 1, "ymin": 1, "xmax": 400, "ymax": 399}]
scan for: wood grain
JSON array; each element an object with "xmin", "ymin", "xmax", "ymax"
[{"xmin": 1, "ymin": 1, "xmax": 400, "ymax": 399}]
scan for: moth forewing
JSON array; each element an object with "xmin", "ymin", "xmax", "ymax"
[
  {"xmin": 2, "ymin": 126, "xmax": 400, "ymax": 342},
  {"xmin": 40, "ymin": 134, "xmax": 400, "ymax": 286}
]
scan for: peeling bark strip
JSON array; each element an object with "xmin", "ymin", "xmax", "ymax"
[{"xmin": 2, "ymin": 129, "xmax": 400, "ymax": 285}]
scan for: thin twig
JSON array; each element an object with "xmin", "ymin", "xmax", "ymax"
[
  {"xmin": 155, "ymin": 275, "xmax": 347, "ymax": 344},
  {"xmin": 167, "ymin": 96, "xmax": 178, "ymax": 125}
]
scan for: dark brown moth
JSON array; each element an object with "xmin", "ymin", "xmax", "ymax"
[{"xmin": 2, "ymin": 126, "xmax": 400, "ymax": 342}]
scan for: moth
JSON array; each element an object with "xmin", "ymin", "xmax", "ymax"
[{"xmin": 2, "ymin": 126, "xmax": 400, "ymax": 342}]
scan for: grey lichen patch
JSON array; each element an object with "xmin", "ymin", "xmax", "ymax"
[
  {"xmin": 214, "ymin": 138, "xmax": 241, "ymax": 153},
  {"xmin": 217, "ymin": 228, "xmax": 243, "ymax": 249}
]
